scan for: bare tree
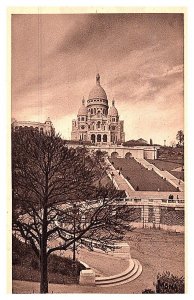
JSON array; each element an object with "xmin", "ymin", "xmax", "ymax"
[{"xmin": 12, "ymin": 130, "xmax": 136, "ymax": 293}]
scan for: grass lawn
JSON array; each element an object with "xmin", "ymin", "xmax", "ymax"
[{"xmin": 147, "ymin": 159, "xmax": 183, "ymax": 172}]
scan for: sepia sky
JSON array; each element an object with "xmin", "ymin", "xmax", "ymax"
[{"xmin": 11, "ymin": 13, "xmax": 184, "ymax": 145}]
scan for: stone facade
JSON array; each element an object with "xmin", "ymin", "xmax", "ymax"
[
  {"xmin": 11, "ymin": 117, "xmax": 55, "ymax": 136},
  {"xmin": 71, "ymin": 74, "xmax": 125, "ymax": 145}
]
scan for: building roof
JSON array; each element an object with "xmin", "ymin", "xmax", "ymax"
[{"xmin": 88, "ymin": 74, "xmax": 107, "ymax": 100}]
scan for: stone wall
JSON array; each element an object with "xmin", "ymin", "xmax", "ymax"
[{"xmin": 130, "ymin": 204, "xmax": 184, "ymax": 232}]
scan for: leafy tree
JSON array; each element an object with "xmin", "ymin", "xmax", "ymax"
[
  {"xmin": 176, "ymin": 130, "xmax": 184, "ymax": 146},
  {"xmin": 12, "ymin": 130, "xmax": 136, "ymax": 293}
]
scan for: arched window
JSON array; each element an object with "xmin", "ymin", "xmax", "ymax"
[
  {"xmin": 103, "ymin": 134, "xmax": 107, "ymax": 142},
  {"xmin": 97, "ymin": 134, "xmax": 101, "ymax": 142},
  {"xmin": 94, "ymin": 108, "xmax": 96, "ymax": 114},
  {"xmin": 97, "ymin": 121, "xmax": 101, "ymax": 129},
  {"xmin": 91, "ymin": 134, "xmax": 95, "ymax": 143},
  {"xmin": 91, "ymin": 108, "xmax": 93, "ymax": 114}
]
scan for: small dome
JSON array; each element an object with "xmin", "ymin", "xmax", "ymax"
[
  {"xmin": 88, "ymin": 74, "xmax": 107, "ymax": 100},
  {"xmin": 108, "ymin": 100, "xmax": 118, "ymax": 116},
  {"xmin": 45, "ymin": 117, "xmax": 51, "ymax": 123},
  {"xmin": 78, "ymin": 98, "xmax": 88, "ymax": 116}
]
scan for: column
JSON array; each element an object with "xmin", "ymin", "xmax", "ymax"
[
  {"xmin": 141, "ymin": 201, "xmax": 149, "ymax": 228},
  {"xmin": 153, "ymin": 200, "xmax": 161, "ymax": 229}
]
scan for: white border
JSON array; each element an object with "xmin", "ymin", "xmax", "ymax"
[{"xmin": 1, "ymin": 1, "xmax": 194, "ymax": 299}]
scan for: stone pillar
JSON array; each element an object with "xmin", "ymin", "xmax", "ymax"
[
  {"xmin": 79, "ymin": 269, "xmax": 96, "ymax": 286},
  {"xmin": 113, "ymin": 242, "xmax": 131, "ymax": 259},
  {"xmin": 141, "ymin": 201, "xmax": 149, "ymax": 228},
  {"xmin": 153, "ymin": 202, "xmax": 161, "ymax": 228}
]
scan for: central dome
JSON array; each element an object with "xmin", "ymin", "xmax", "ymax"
[{"xmin": 88, "ymin": 74, "xmax": 107, "ymax": 100}]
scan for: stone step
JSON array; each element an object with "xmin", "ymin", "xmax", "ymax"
[
  {"xmin": 95, "ymin": 259, "xmax": 142, "ymax": 287},
  {"xmin": 96, "ymin": 259, "xmax": 134, "ymax": 283}
]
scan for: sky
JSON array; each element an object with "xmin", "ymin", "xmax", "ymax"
[{"xmin": 11, "ymin": 13, "xmax": 184, "ymax": 145}]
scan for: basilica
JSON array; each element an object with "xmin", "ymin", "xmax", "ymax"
[{"xmin": 71, "ymin": 74, "xmax": 125, "ymax": 145}]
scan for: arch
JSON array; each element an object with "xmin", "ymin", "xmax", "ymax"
[
  {"xmin": 111, "ymin": 152, "xmax": 119, "ymax": 158},
  {"xmin": 103, "ymin": 134, "xmax": 107, "ymax": 142},
  {"xmin": 125, "ymin": 152, "xmax": 132, "ymax": 159},
  {"xmin": 97, "ymin": 134, "xmax": 101, "ymax": 142},
  {"xmin": 97, "ymin": 111, "xmax": 101, "ymax": 117},
  {"xmin": 97, "ymin": 121, "xmax": 101, "ymax": 129},
  {"xmin": 91, "ymin": 134, "xmax": 95, "ymax": 143}
]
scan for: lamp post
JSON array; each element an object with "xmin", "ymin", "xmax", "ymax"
[{"xmin": 72, "ymin": 203, "xmax": 77, "ymax": 262}]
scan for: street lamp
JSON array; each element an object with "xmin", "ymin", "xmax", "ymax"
[{"xmin": 72, "ymin": 203, "xmax": 77, "ymax": 262}]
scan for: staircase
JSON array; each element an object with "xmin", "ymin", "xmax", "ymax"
[
  {"xmin": 105, "ymin": 157, "xmax": 134, "ymax": 195},
  {"xmin": 95, "ymin": 259, "xmax": 142, "ymax": 287}
]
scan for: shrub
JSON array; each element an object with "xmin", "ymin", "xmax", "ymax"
[
  {"xmin": 156, "ymin": 271, "xmax": 184, "ymax": 293},
  {"xmin": 142, "ymin": 271, "xmax": 184, "ymax": 294},
  {"xmin": 30, "ymin": 258, "xmax": 39, "ymax": 270}
]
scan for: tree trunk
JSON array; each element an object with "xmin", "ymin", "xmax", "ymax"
[
  {"xmin": 40, "ymin": 250, "xmax": 48, "ymax": 293},
  {"xmin": 40, "ymin": 207, "xmax": 48, "ymax": 293}
]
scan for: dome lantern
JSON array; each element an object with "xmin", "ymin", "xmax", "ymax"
[{"xmin": 96, "ymin": 73, "xmax": 100, "ymax": 85}]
